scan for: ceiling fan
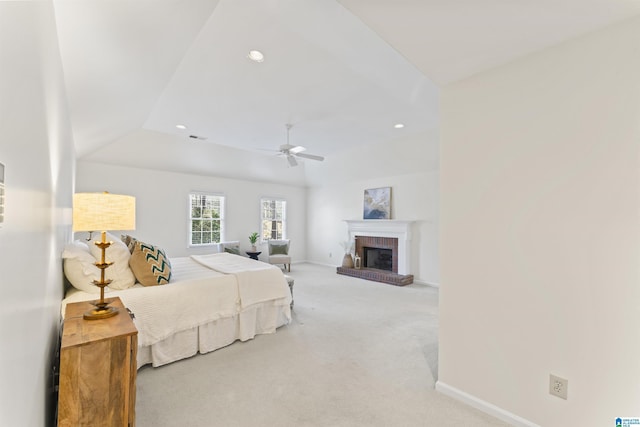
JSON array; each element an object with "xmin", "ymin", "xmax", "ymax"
[{"xmin": 278, "ymin": 124, "xmax": 324, "ymax": 167}]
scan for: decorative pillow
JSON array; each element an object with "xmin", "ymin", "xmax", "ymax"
[
  {"xmin": 270, "ymin": 243, "xmax": 289, "ymax": 255},
  {"xmin": 88, "ymin": 232, "xmax": 136, "ymax": 290},
  {"xmin": 121, "ymin": 234, "xmax": 138, "ymax": 254},
  {"xmin": 224, "ymin": 246, "xmax": 241, "ymax": 255},
  {"xmin": 129, "ymin": 241, "xmax": 172, "ymax": 286}
]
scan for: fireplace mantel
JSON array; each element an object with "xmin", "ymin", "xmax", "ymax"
[{"xmin": 344, "ymin": 220, "xmax": 414, "ymax": 275}]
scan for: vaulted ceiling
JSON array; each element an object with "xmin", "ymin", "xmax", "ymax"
[{"xmin": 52, "ymin": 0, "xmax": 640, "ymax": 183}]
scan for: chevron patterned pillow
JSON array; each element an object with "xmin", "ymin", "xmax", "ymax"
[{"xmin": 129, "ymin": 241, "xmax": 172, "ymax": 286}]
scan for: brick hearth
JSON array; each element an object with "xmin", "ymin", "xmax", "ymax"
[{"xmin": 336, "ymin": 267, "xmax": 414, "ymax": 286}]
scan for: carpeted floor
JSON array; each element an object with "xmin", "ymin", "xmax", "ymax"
[{"xmin": 136, "ymin": 263, "xmax": 508, "ymax": 426}]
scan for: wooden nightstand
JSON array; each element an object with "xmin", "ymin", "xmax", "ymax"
[{"xmin": 58, "ymin": 297, "xmax": 138, "ymax": 427}]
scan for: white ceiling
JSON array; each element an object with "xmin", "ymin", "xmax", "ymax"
[
  {"xmin": 52, "ymin": 0, "xmax": 640, "ymax": 175},
  {"xmin": 339, "ymin": 0, "xmax": 640, "ymax": 85}
]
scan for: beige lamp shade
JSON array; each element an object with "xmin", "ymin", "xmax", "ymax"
[{"xmin": 73, "ymin": 192, "xmax": 136, "ymax": 232}]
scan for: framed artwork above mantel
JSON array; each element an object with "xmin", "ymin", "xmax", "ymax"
[{"xmin": 363, "ymin": 187, "xmax": 391, "ymax": 219}]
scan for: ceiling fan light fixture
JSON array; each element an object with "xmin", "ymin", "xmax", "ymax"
[
  {"xmin": 247, "ymin": 50, "xmax": 264, "ymax": 62},
  {"xmin": 277, "ymin": 123, "xmax": 324, "ymax": 167}
]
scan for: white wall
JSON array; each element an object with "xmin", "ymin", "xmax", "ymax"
[
  {"xmin": 306, "ymin": 130, "xmax": 439, "ymax": 285},
  {"xmin": 76, "ymin": 162, "xmax": 307, "ymax": 262},
  {"xmin": 0, "ymin": 2, "xmax": 75, "ymax": 426},
  {"xmin": 439, "ymin": 17, "xmax": 640, "ymax": 426}
]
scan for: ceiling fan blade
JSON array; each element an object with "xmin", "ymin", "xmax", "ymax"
[
  {"xmin": 295, "ymin": 152, "xmax": 324, "ymax": 161},
  {"xmin": 289, "ymin": 145, "xmax": 306, "ymax": 154},
  {"xmin": 278, "ymin": 123, "xmax": 323, "ymax": 165}
]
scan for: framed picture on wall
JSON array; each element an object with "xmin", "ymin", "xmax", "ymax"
[{"xmin": 363, "ymin": 187, "xmax": 391, "ymax": 219}]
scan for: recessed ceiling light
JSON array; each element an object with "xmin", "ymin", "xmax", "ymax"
[
  {"xmin": 394, "ymin": 123, "xmax": 405, "ymax": 129},
  {"xmin": 247, "ymin": 50, "xmax": 264, "ymax": 62},
  {"xmin": 176, "ymin": 124, "xmax": 187, "ymax": 130}
]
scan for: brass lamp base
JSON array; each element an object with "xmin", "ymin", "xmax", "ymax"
[
  {"xmin": 83, "ymin": 231, "xmax": 119, "ymax": 321},
  {"xmin": 83, "ymin": 304, "xmax": 119, "ymax": 320}
]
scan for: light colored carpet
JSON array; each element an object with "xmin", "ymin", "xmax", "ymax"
[{"xmin": 136, "ymin": 263, "xmax": 508, "ymax": 426}]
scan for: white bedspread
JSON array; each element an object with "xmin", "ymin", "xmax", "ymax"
[
  {"xmin": 61, "ymin": 257, "xmax": 239, "ymax": 347},
  {"xmin": 191, "ymin": 253, "xmax": 291, "ymax": 308}
]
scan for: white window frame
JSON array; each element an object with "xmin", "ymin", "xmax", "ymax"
[
  {"xmin": 188, "ymin": 192, "xmax": 225, "ymax": 247},
  {"xmin": 260, "ymin": 197, "xmax": 287, "ymax": 243}
]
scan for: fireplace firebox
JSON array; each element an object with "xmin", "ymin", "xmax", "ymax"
[
  {"xmin": 363, "ymin": 247, "xmax": 393, "ymax": 271},
  {"xmin": 354, "ymin": 235, "xmax": 398, "ymax": 273}
]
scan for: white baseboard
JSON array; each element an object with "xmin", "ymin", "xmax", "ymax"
[
  {"xmin": 304, "ymin": 260, "xmax": 339, "ymax": 268},
  {"xmin": 435, "ymin": 381, "xmax": 539, "ymax": 427},
  {"xmin": 413, "ymin": 279, "xmax": 439, "ymax": 288}
]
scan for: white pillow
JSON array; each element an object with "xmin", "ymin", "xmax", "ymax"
[
  {"xmin": 88, "ymin": 232, "xmax": 136, "ymax": 290},
  {"xmin": 62, "ymin": 234, "xmax": 136, "ymax": 291},
  {"xmin": 89, "ymin": 232, "xmax": 131, "ymax": 265},
  {"xmin": 62, "ymin": 240, "xmax": 109, "ymax": 294},
  {"xmin": 63, "ymin": 239, "xmax": 91, "ymax": 257}
]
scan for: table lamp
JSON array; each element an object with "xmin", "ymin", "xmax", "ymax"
[{"xmin": 73, "ymin": 192, "xmax": 136, "ymax": 320}]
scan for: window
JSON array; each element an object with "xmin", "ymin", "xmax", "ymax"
[
  {"xmin": 261, "ymin": 198, "xmax": 286, "ymax": 241},
  {"xmin": 189, "ymin": 193, "xmax": 224, "ymax": 246}
]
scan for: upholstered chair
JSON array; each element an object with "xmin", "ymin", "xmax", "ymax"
[
  {"xmin": 219, "ymin": 241, "xmax": 241, "ymax": 255},
  {"xmin": 268, "ymin": 239, "xmax": 291, "ymax": 272}
]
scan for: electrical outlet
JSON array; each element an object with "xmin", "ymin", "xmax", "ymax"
[{"xmin": 549, "ymin": 374, "xmax": 568, "ymax": 400}]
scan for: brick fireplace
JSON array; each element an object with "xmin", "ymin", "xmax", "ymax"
[
  {"xmin": 355, "ymin": 235, "xmax": 398, "ymax": 272},
  {"xmin": 337, "ymin": 220, "xmax": 414, "ymax": 286}
]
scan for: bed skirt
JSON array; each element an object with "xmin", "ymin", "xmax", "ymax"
[{"xmin": 137, "ymin": 302, "xmax": 291, "ymax": 368}]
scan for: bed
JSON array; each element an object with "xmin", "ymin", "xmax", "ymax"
[{"xmin": 61, "ymin": 237, "xmax": 292, "ymax": 368}]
